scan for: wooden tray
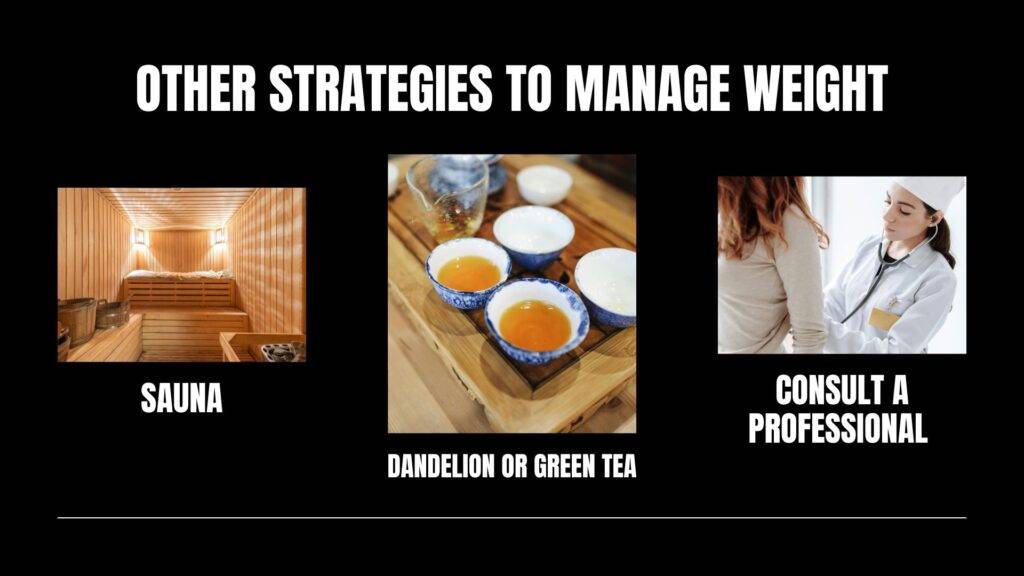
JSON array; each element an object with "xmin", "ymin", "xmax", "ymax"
[{"xmin": 387, "ymin": 155, "xmax": 636, "ymax": 432}]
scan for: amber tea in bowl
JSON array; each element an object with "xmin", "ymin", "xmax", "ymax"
[
  {"xmin": 425, "ymin": 238, "xmax": 511, "ymax": 310},
  {"xmin": 438, "ymin": 256, "xmax": 502, "ymax": 292},
  {"xmin": 483, "ymin": 277, "xmax": 590, "ymax": 365},
  {"xmin": 499, "ymin": 300, "xmax": 572, "ymax": 352}
]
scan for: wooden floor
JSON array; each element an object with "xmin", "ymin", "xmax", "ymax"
[{"xmin": 387, "ymin": 294, "xmax": 636, "ymax": 433}]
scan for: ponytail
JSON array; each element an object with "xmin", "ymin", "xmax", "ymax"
[{"xmin": 924, "ymin": 203, "xmax": 956, "ymax": 269}]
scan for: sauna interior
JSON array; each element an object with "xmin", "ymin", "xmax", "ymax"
[{"xmin": 57, "ymin": 188, "xmax": 306, "ymax": 362}]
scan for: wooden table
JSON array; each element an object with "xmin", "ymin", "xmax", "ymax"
[{"xmin": 387, "ymin": 155, "xmax": 637, "ymax": 433}]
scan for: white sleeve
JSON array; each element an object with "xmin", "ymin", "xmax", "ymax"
[
  {"xmin": 825, "ymin": 272, "xmax": 956, "ymax": 354},
  {"xmin": 823, "ymin": 236, "xmax": 876, "ymax": 323}
]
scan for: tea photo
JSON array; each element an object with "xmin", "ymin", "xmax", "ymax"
[{"xmin": 387, "ymin": 155, "xmax": 637, "ymax": 433}]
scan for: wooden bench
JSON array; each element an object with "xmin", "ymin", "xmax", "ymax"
[
  {"xmin": 134, "ymin": 306, "xmax": 250, "ymax": 362},
  {"xmin": 124, "ymin": 277, "xmax": 235, "ymax": 307},
  {"xmin": 67, "ymin": 313, "xmax": 143, "ymax": 362}
]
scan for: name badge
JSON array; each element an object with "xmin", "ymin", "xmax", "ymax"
[{"xmin": 868, "ymin": 307, "xmax": 901, "ymax": 332}]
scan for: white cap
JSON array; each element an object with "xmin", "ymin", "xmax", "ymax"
[{"xmin": 893, "ymin": 177, "xmax": 965, "ymax": 214}]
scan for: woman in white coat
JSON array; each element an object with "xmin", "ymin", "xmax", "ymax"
[{"xmin": 823, "ymin": 177, "xmax": 964, "ymax": 353}]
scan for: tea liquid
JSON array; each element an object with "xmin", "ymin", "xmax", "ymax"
[
  {"xmin": 428, "ymin": 197, "xmax": 485, "ymax": 242},
  {"xmin": 437, "ymin": 256, "xmax": 501, "ymax": 292},
  {"xmin": 499, "ymin": 300, "xmax": 572, "ymax": 352}
]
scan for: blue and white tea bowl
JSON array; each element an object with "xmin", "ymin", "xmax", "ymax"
[
  {"xmin": 492, "ymin": 206, "xmax": 575, "ymax": 271},
  {"xmin": 483, "ymin": 277, "xmax": 590, "ymax": 365},
  {"xmin": 574, "ymin": 247, "xmax": 636, "ymax": 328},
  {"xmin": 425, "ymin": 237, "xmax": 511, "ymax": 310}
]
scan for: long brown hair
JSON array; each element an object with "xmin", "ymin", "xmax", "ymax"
[
  {"xmin": 924, "ymin": 202, "xmax": 956, "ymax": 269},
  {"xmin": 718, "ymin": 176, "xmax": 829, "ymax": 260}
]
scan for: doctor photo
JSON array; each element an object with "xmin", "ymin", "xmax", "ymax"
[{"xmin": 823, "ymin": 177, "xmax": 966, "ymax": 353}]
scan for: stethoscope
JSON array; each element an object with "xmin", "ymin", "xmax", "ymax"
[{"xmin": 840, "ymin": 225, "xmax": 939, "ymax": 324}]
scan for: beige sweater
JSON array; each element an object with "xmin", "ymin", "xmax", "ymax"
[{"xmin": 718, "ymin": 207, "xmax": 826, "ymax": 354}]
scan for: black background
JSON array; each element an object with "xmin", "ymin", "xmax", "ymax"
[{"xmin": 36, "ymin": 32, "xmax": 979, "ymax": 520}]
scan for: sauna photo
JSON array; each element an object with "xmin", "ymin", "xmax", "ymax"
[
  {"xmin": 388, "ymin": 155, "xmax": 637, "ymax": 433},
  {"xmin": 57, "ymin": 188, "xmax": 306, "ymax": 362}
]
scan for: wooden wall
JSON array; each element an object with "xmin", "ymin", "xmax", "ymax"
[
  {"xmin": 57, "ymin": 188, "xmax": 134, "ymax": 302},
  {"xmin": 135, "ymin": 230, "xmax": 225, "ymax": 272},
  {"xmin": 58, "ymin": 187, "xmax": 305, "ymax": 335},
  {"xmin": 225, "ymin": 187, "xmax": 305, "ymax": 334}
]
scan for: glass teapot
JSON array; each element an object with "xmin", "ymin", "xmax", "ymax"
[{"xmin": 406, "ymin": 155, "xmax": 489, "ymax": 243}]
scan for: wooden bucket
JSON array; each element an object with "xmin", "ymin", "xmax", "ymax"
[
  {"xmin": 58, "ymin": 298, "xmax": 97, "ymax": 347},
  {"xmin": 57, "ymin": 322, "xmax": 70, "ymax": 362},
  {"xmin": 96, "ymin": 300, "xmax": 130, "ymax": 329}
]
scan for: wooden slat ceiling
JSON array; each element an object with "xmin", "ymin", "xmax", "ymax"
[{"xmin": 101, "ymin": 188, "xmax": 258, "ymax": 230}]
